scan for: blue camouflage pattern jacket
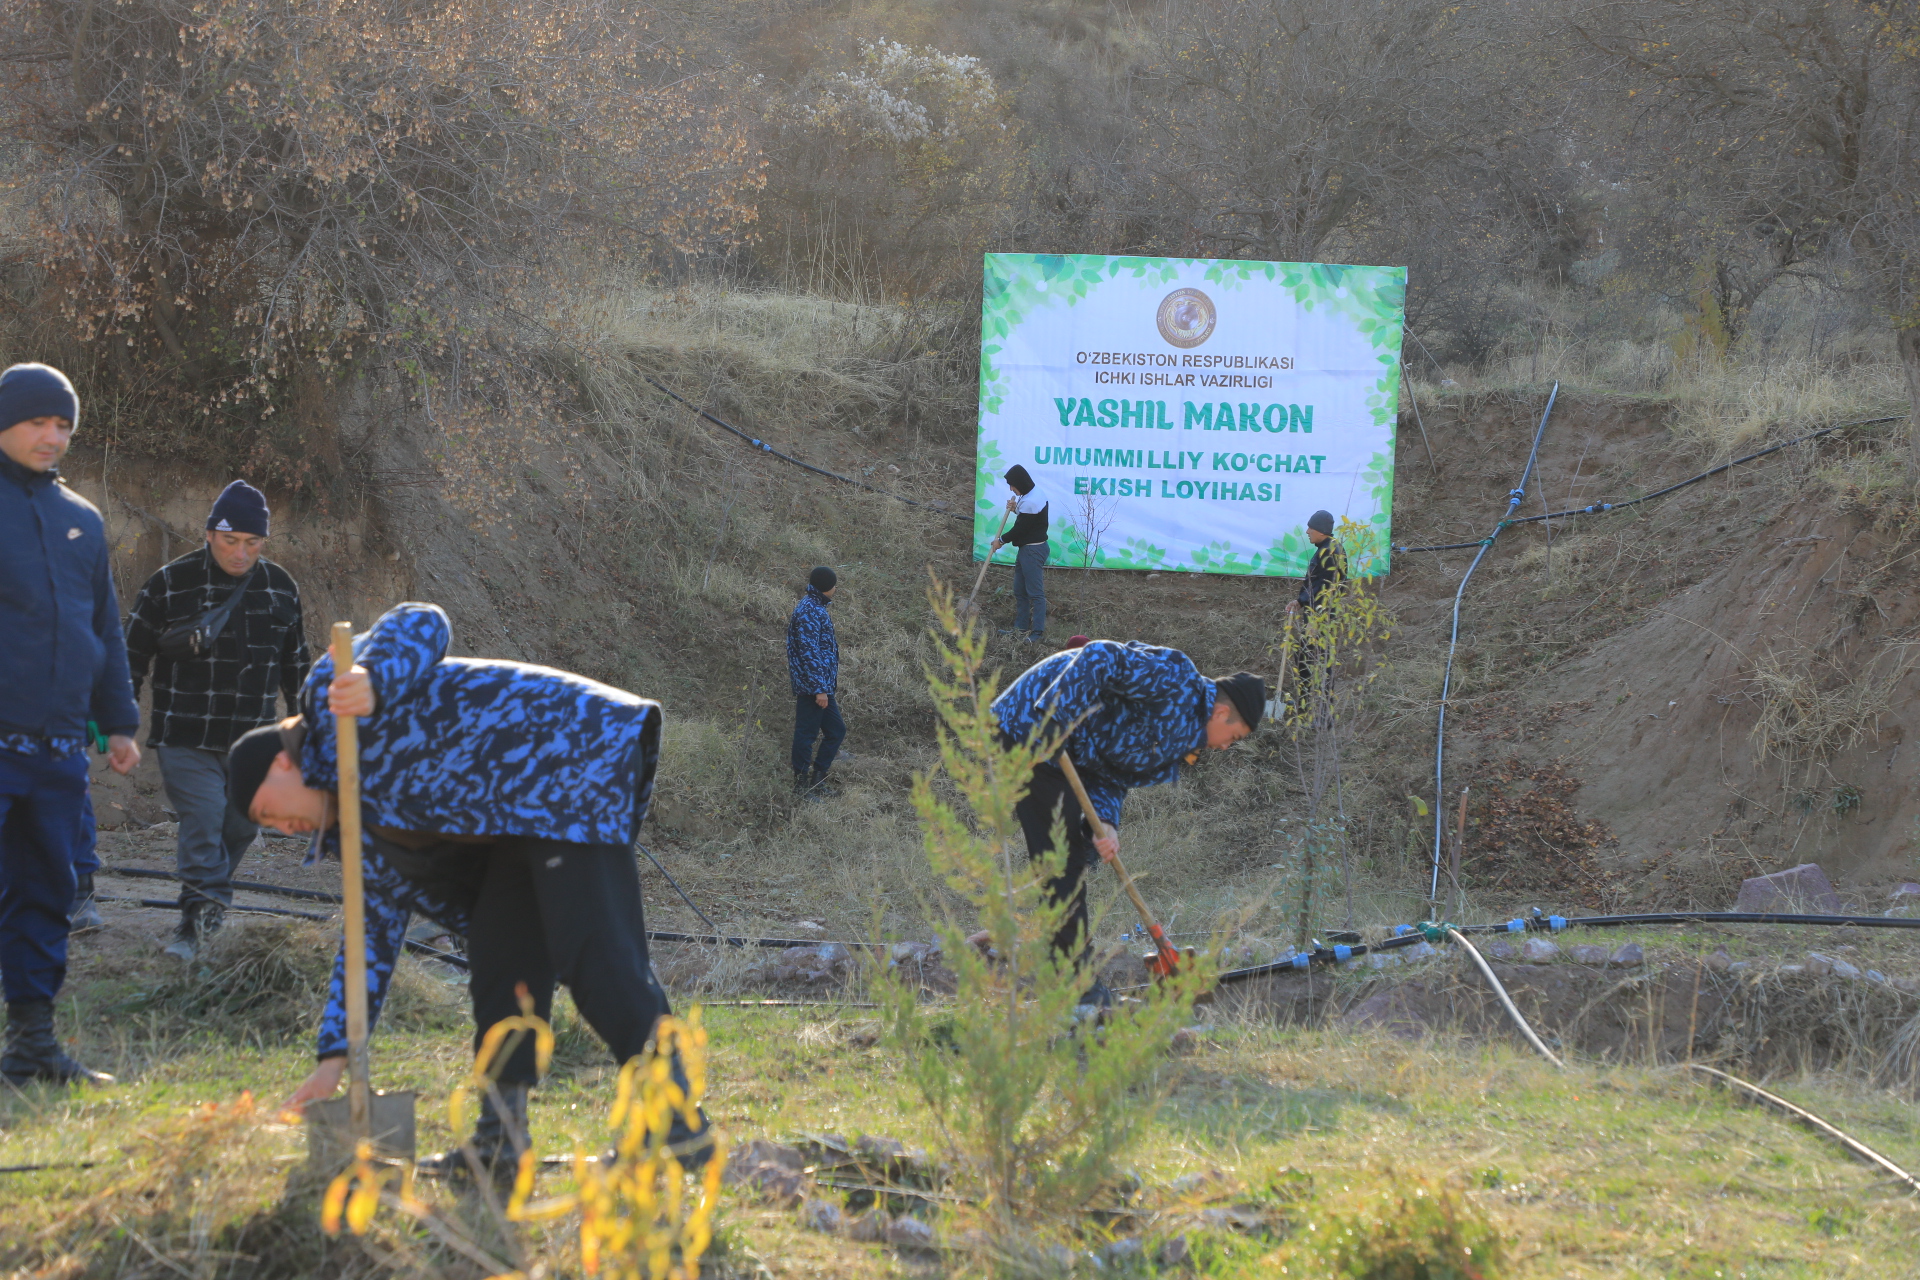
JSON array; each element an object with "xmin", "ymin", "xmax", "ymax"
[
  {"xmin": 317, "ymin": 838, "xmax": 472, "ymax": 1058},
  {"xmin": 299, "ymin": 602, "xmax": 660, "ymax": 845},
  {"xmin": 302, "ymin": 602, "xmax": 661, "ymax": 1058},
  {"xmin": 786, "ymin": 585, "xmax": 838, "ymax": 697},
  {"xmin": 991, "ymin": 640, "xmax": 1216, "ymax": 830}
]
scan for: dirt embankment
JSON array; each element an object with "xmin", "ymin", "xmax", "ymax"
[{"xmin": 1380, "ymin": 391, "xmax": 1920, "ymax": 910}]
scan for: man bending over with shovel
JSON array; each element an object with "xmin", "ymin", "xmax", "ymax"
[
  {"xmin": 225, "ymin": 602, "xmax": 709, "ymax": 1177},
  {"xmin": 992, "ymin": 641, "xmax": 1266, "ymax": 1012}
]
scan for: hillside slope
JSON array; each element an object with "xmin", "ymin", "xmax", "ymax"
[{"xmin": 64, "ymin": 319, "xmax": 1920, "ymax": 935}]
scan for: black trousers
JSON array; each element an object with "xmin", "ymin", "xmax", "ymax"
[
  {"xmin": 464, "ymin": 839, "xmax": 670, "ymax": 1086},
  {"xmin": 1012, "ymin": 762, "xmax": 1101, "ymax": 967}
]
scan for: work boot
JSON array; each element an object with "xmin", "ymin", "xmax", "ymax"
[
  {"xmin": 1, "ymin": 1000, "xmax": 113, "ymax": 1086},
  {"xmin": 1072, "ymin": 980, "xmax": 1114, "ymax": 1025},
  {"xmin": 418, "ymin": 1083, "xmax": 531, "ymax": 1182},
  {"xmin": 162, "ymin": 899, "xmax": 225, "ymax": 961},
  {"xmin": 665, "ymin": 1104, "xmax": 716, "ymax": 1171},
  {"xmin": 69, "ymin": 874, "xmax": 104, "ymax": 934},
  {"xmin": 807, "ymin": 770, "xmax": 839, "ymax": 799}
]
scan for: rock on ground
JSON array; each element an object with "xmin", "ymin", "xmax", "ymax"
[
  {"xmin": 1609, "ymin": 943, "xmax": 1644, "ymax": 968},
  {"xmin": 1521, "ymin": 938, "xmax": 1561, "ymax": 964},
  {"xmin": 723, "ymin": 1139, "xmax": 808, "ymax": 1207},
  {"xmin": 798, "ymin": 1197, "xmax": 844, "ymax": 1234},
  {"xmin": 1734, "ymin": 863, "xmax": 1843, "ymax": 914}
]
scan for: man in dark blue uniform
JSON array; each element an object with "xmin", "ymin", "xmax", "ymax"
[
  {"xmin": 992, "ymin": 641, "xmax": 1265, "ymax": 1006},
  {"xmin": 226, "ymin": 602, "xmax": 704, "ymax": 1174},
  {"xmin": 0, "ymin": 363, "xmax": 140, "ymax": 1085}
]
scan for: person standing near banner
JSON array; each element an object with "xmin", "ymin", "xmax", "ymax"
[
  {"xmin": 991, "ymin": 464, "xmax": 1049, "ymax": 643},
  {"xmin": 1285, "ymin": 509, "xmax": 1344, "ymax": 709}
]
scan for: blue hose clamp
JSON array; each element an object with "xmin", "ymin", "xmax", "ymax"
[
  {"xmin": 1290, "ymin": 953, "xmax": 1311, "ymax": 970},
  {"xmin": 1333, "ymin": 945, "xmax": 1352, "ymax": 962},
  {"xmin": 1506, "ymin": 918, "xmax": 1526, "ymax": 933},
  {"xmin": 1548, "ymin": 915, "xmax": 1567, "ymax": 931}
]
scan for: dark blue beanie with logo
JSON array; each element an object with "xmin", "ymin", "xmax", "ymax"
[
  {"xmin": 0, "ymin": 363, "xmax": 79, "ymax": 432},
  {"xmin": 207, "ymin": 480, "xmax": 271, "ymax": 538}
]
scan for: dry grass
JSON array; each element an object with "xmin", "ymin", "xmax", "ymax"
[
  {"xmin": 1746, "ymin": 638, "xmax": 1920, "ymax": 768},
  {"xmin": 129, "ymin": 918, "xmax": 466, "ymax": 1044}
]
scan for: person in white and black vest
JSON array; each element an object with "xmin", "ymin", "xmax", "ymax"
[
  {"xmin": 124, "ymin": 481, "xmax": 310, "ymax": 959},
  {"xmin": 992, "ymin": 464, "xmax": 1049, "ymax": 643}
]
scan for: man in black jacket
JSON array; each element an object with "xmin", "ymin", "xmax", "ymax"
[
  {"xmin": 124, "ymin": 480, "xmax": 309, "ymax": 958},
  {"xmin": 991, "ymin": 464, "xmax": 1050, "ymax": 643},
  {"xmin": 1286, "ymin": 509, "xmax": 1344, "ymax": 709}
]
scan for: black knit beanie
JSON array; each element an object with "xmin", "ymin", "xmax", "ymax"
[
  {"xmin": 227, "ymin": 718, "xmax": 303, "ymax": 814},
  {"xmin": 0, "ymin": 363, "xmax": 78, "ymax": 432},
  {"xmin": 1215, "ymin": 673, "xmax": 1268, "ymax": 731},
  {"xmin": 207, "ymin": 479, "xmax": 271, "ymax": 537},
  {"xmin": 1307, "ymin": 509, "xmax": 1335, "ymax": 536},
  {"xmin": 809, "ymin": 565, "xmax": 838, "ymax": 593}
]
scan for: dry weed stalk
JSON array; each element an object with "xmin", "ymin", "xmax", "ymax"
[
  {"xmin": 324, "ymin": 1004, "xmax": 723, "ymax": 1278},
  {"xmin": 1746, "ymin": 638, "xmax": 1920, "ymax": 769}
]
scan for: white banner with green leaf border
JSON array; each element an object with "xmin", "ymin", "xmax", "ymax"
[{"xmin": 975, "ymin": 253, "xmax": 1404, "ymax": 576}]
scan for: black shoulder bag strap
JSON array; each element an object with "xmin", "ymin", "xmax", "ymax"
[{"xmin": 157, "ymin": 563, "xmax": 261, "ymax": 661}]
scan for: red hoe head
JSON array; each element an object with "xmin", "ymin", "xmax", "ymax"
[{"xmin": 1141, "ymin": 924, "xmax": 1186, "ymax": 978}]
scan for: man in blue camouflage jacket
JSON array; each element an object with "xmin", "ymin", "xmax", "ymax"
[
  {"xmin": 992, "ymin": 641, "xmax": 1266, "ymax": 1005},
  {"xmin": 225, "ymin": 602, "xmax": 705, "ymax": 1175},
  {"xmin": 786, "ymin": 565, "xmax": 845, "ymax": 797}
]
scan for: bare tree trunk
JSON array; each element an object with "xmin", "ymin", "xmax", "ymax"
[{"xmin": 1901, "ymin": 326, "xmax": 1920, "ymax": 479}]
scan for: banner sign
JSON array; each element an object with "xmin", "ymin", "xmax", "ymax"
[{"xmin": 975, "ymin": 254, "xmax": 1405, "ymax": 577}]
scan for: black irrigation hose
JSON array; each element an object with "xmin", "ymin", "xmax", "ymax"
[
  {"xmin": 646, "ymin": 377, "xmax": 968, "ymax": 522},
  {"xmin": 104, "ymin": 865, "xmax": 342, "ymax": 904},
  {"xmin": 638, "ymin": 843, "xmax": 723, "ymax": 936},
  {"xmin": 1430, "ymin": 384, "xmax": 1557, "ymax": 906},
  {"xmin": 1394, "ymin": 414, "xmax": 1902, "ymax": 553},
  {"xmin": 99, "ymin": 894, "xmax": 331, "ymax": 923},
  {"xmin": 647, "ymin": 930, "xmax": 851, "ymax": 950},
  {"xmin": 102, "ymin": 864, "xmax": 852, "ymax": 955},
  {"xmin": 94, "ymin": 896, "xmax": 471, "ymax": 969},
  {"xmin": 1211, "ymin": 908, "xmax": 1920, "ymax": 986}
]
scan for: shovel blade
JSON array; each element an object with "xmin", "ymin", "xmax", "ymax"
[{"xmin": 306, "ymin": 1090, "xmax": 418, "ymax": 1176}]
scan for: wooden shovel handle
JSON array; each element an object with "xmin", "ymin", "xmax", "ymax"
[
  {"xmin": 331, "ymin": 622, "xmax": 372, "ymax": 1142},
  {"xmin": 1055, "ymin": 751, "xmax": 1181, "ymax": 974},
  {"xmin": 964, "ymin": 509, "xmax": 1015, "ymax": 609}
]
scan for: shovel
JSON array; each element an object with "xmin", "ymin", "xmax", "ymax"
[
  {"xmin": 1055, "ymin": 751, "xmax": 1186, "ymax": 978},
  {"xmin": 306, "ymin": 621, "xmax": 416, "ymax": 1175},
  {"xmin": 954, "ymin": 508, "xmax": 1013, "ymax": 630}
]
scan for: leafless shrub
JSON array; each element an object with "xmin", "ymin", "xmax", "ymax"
[{"xmin": 0, "ymin": 0, "xmax": 761, "ymax": 485}]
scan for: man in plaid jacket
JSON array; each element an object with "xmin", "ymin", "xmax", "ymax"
[
  {"xmin": 786, "ymin": 566, "xmax": 845, "ymax": 797},
  {"xmin": 124, "ymin": 480, "xmax": 309, "ymax": 958}
]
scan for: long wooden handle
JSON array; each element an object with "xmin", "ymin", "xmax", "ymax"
[
  {"xmin": 964, "ymin": 509, "xmax": 1015, "ymax": 608},
  {"xmin": 331, "ymin": 622, "xmax": 371, "ymax": 1143},
  {"xmin": 1055, "ymin": 751, "xmax": 1180, "ymax": 973}
]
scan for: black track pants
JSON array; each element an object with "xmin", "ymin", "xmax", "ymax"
[
  {"xmin": 1012, "ymin": 762, "xmax": 1101, "ymax": 967},
  {"xmin": 466, "ymin": 839, "xmax": 670, "ymax": 1086}
]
